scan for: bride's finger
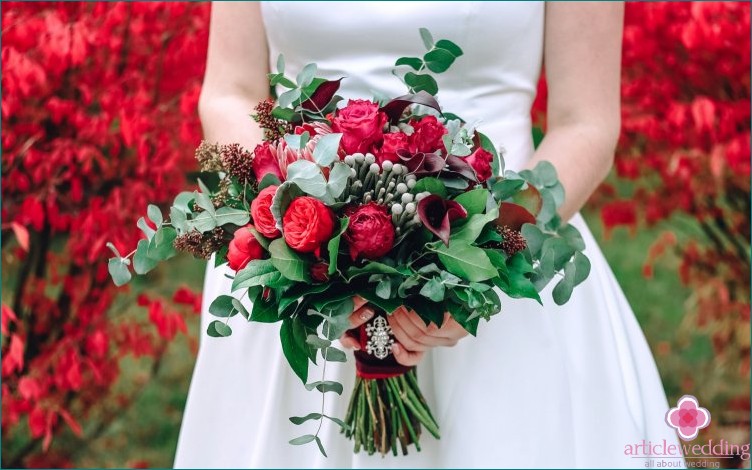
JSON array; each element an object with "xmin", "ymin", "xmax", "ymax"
[
  {"xmin": 340, "ymin": 335, "xmax": 360, "ymax": 350},
  {"xmin": 392, "ymin": 343, "xmax": 424, "ymax": 367},
  {"xmin": 352, "ymin": 295, "xmax": 368, "ymax": 311},
  {"xmin": 348, "ymin": 304, "xmax": 375, "ymax": 328}
]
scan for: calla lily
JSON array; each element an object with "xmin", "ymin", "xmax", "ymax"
[
  {"xmin": 417, "ymin": 194, "xmax": 468, "ymax": 246},
  {"xmin": 397, "ymin": 149, "xmax": 445, "ymax": 175}
]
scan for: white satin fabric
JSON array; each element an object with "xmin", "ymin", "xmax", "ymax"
[{"xmin": 174, "ymin": 2, "xmax": 681, "ymax": 468}]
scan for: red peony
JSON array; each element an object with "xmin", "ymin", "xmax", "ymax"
[
  {"xmin": 465, "ymin": 146, "xmax": 494, "ymax": 182},
  {"xmin": 227, "ymin": 224, "xmax": 265, "ymax": 271},
  {"xmin": 251, "ymin": 141, "xmax": 283, "ymax": 182},
  {"xmin": 251, "ymin": 185, "xmax": 281, "ymax": 239},
  {"xmin": 408, "ymin": 115, "xmax": 447, "ymax": 154},
  {"xmin": 331, "ymin": 99, "xmax": 387, "ymax": 155},
  {"xmin": 377, "ymin": 132, "xmax": 409, "ymax": 165},
  {"xmin": 282, "ymin": 196, "xmax": 335, "ymax": 256},
  {"xmin": 344, "ymin": 203, "xmax": 395, "ymax": 260}
]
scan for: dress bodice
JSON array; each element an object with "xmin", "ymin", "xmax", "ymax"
[{"xmin": 260, "ymin": 1, "xmax": 545, "ymax": 171}]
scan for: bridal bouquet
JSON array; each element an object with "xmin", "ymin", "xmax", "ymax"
[{"xmin": 108, "ymin": 29, "xmax": 590, "ymax": 456}]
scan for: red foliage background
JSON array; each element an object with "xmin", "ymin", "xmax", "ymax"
[
  {"xmin": 2, "ymin": 3, "xmax": 208, "ymax": 467},
  {"xmin": 1, "ymin": 1, "xmax": 749, "ymax": 467}
]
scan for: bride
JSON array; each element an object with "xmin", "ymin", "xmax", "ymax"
[{"xmin": 174, "ymin": 2, "xmax": 681, "ymax": 468}]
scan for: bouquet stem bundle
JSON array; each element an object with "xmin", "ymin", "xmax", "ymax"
[{"xmin": 342, "ymin": 311, "xmax": 440, "ymax": 455}]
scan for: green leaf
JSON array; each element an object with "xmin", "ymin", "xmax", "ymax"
[
  {"xmin": 270, "ymin": 182, "xmax": 304, "ymax": 231},
  {"xmin": 504, "ymin": 252, "xmax": 542, "ymax": 303},
  {"xmin": 306, "ymin": 335, "xmax": 331, "ymax": 349},
  {"xmin": 289, "ymin": 434, "xmax": 316, "ymax": 445},
  {"xmin": 170, "ymin": 206, "xmax": 188, "ymax": 233},
  {"xmin": 281, "ymin": 318, "xmax": 309, "ymax": 383},
  {"xmin": 435, "ymin": 39, "xmax": 463, "ymax": 58},
  {"xmin": 453, "ymin": 188, "xmax": 487, "ymax": 216},
  {"xmin": 250, "ymin": 296, "xmax": 279, "ymax": 323},
  {"xmin": 315, "ymin": 436, "xmax": 327, "ymax": 458},
  {"xmin": 258, "ymin": 173, "xmax": 282, "ymax": 191},
  {"xmin": 269, "ymin": 238, "xmax": 311, "ymax": 282},
  {"xmin": 322, "ymin": 346, "xmax": 347, "ymax": 362},
  {"xmin": 136, "ymin": 217, "xmax": 156, "ymax": 240},
  {"xmin": 296, "ymin": 63, "xmax": 317, "ymax": 88},
  {"xmin": 419, "ymin": 276, "xmax": 445, "ymax": 302},
  {"xmin": 521, "ymin": 223, "xmax": 546, "ymax": 257},
  {"xmin": 323, "ymin": 415, "xmax": 350, "ymax": 431},
  {"xmin": 231, "ymin": 298, "xmax": 251, "ymax": 321},
  {"xmin": 108, "ymin": 258, "xmax": 132, "ymax": 286},
  {"xmin": 326, "ymin": 162, "xmax": 351, "ymax": 200},
  {"xmin": 133, "ymin": 239, "xmax": 158, "ymax": 275},
  {"xmin": 285, "ymin": 160, "xmax": 330, "ymax": 203},
  {"xmin": 451, "ymin": 208, "xmax": 498, "ymax": 243},
  {"xmin": 404, "ymin": 72, "xmax": 438, "ymax": 95},
  {"xmin": 395, "ymin": 56, "xmax": 423, "ymax": 70},
  {"xmin": 232, "ymin": 259, "xmax": 287, "ymax": 291},
  {"xmin": 412, "ymin": 177, "xmax": 447, "ymax": 198},
  {"xmin": 492, "ymin": 178, "xmax": 525, "ymax": 202},
  {"xmin": 214, "ymin": 206, "xmax": 251, "ymax": 227},
  {"xmin": 572, "ymin": 251, "xmax": 591, "ymax": 286},
  {"xmin": 532, "ymin": 126, "xmax": 545, "ymax": 149},
  {"xmin": 305, "ymin": 380, "xmax": 343, "ymax": 395},
  {"xmin": 327, "ymin": 217, "xmax": 349, "ymax": 275},
  {"xmin": 345, "ymin": 261, "xmax": 403, "ymax": 279},
  {"xmin": 147, "ymin": 204, "xmax": 163, "ymax": 227},
  {"xmin": 552, "ymin": 260, "xmax": 576, "ymax": 305},
  {"xmin": 248, "ymin": 226, "xmax": 270, "ymax": 250},
  {"xmin": 434, "ymin": 241, "xmax": 497, "ymax": 282},
  {"xmin": 406, "ymin": 297, "xmax": 445, "ymax": 327},
  {"xmin": 375, "ymin": 277, "xmax": 392, "ymax": 299},
  {"xmin": 289, "ymin": 413, "xmax": 322, "ymax": 425},
  {"xmin": 419, "ymin": 27, "xmax": 434, "ymax": 49},
  {"xmin": 312, "ymin": 133, "xmax": 342, "ymax": 166},
  {"xmin": 147, "ymin": 226, "xmax": 177, "ymax": 260},
  {"xmin": 208, "ymin": 295, "xmax": 238, "ymax": 318},
  {"xmin": 278, "ymin": 88, "xmax": 301, "ymax": 109},
  {"xmin": 423, "ymin": 47, "xmax": 456, "ymax": 73},
  {"xmin": 194, "ymin": 191, "xmax": 215, "ymax": 216},
  {"xmin": 207, "ymin": 320, "xmax": 232, "ymax": 337}
]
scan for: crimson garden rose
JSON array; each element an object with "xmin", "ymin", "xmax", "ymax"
[
  {"xmin": 344, "ymin": 202, "xmax": 395, "ymax": 260},
  {"xmin": 331, "ymin": 99, "xmax": 387, "ymax": 155},
  {"xmin": 282, "ymin": 196, "xmax": 335, "ymax": 255},
  {"xmin": 227, "ymin": 224, "xmax": 265, "ymax": 271},
  {"xmin": 250, "ymin": 185, "xmax": 281, "ymax": 238},
  {"xmin": 376, "ymin": 132, "xmax": 409, "ymax": 165},
  {"xmin": 465, "ymin": 146, "xmax": 494, "ymax": 182},
  {"xmin": 408, "ymin": 115, "xmax": 447, "ymax": 153}
]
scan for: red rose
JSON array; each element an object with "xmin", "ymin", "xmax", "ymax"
[
  {"xmin": 465, "ymin": 147, "xmax": 494, "ymax": 182},
  {"xmin": 376, "ymin": 132, "xmax": 409, "ymax": 165},
  {"xmin": 408, "ymin": 115, "xmax": 447, "ymax": 154},
  {"xmin": 251, "ymin": 141, "xmax": 283, "ymax": 181},
  {"xmin": 282, "ymin": 196, "xmax": 335, "ymax": 256},
  {"xmin": 331, "ymin": 99, "xmax": 387, "ymax": 155},
  {"xmin": 344, "ymin": 203, "xmax": 395, "ymax": 260},
  {"xmin": 227, "ymin": 224, "xmax": 265, "ymax": 271},
  {"xmin": 250, "ymin": 185, "xmax": 280, "ymax": 239}
]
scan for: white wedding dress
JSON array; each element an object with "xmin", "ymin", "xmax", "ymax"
[{"xmin": 174, "ymin": 2, "xmax": 681, "ymax": 468}]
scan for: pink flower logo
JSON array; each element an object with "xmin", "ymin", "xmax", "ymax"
[{"xmin": 665, "ymin": 395, "xmax": 711, "ymax": 441}]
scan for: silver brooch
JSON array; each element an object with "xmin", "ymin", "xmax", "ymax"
[{"xmin": 365, "ymin": 316, "xmax": 394, "ymax": 360}]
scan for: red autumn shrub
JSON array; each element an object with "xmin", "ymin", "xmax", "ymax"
[{"xmin": 1, "ymin": 2, "xmax": 209, "ymax": 466}]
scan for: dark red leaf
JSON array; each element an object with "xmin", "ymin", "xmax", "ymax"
[
  {"xmin": 381, "ymin": 91, "xmax": 442, "ymax": 123},
  {"xmin": 497, "ymin": 202, "xmax": 536, "ymax": 231},
  {"xmin": 300, "ymin": 78, "xmax": 343, "ymax": 111}
]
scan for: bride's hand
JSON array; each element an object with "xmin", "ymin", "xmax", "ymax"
[{"xmin": 340, "ymin": 298, "xmax": 468, "ymax": 367}]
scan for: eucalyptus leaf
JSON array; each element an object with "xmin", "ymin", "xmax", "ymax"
[
  {"xmin": 404, "ymin": 72, "xmax": 438, "ymax": 96},
  {"xmin": 419, "ymin": 27, "xmax": 434, "ymax": 50},
  {"xmin": 136, "ymin": 217, "xmax": 156, "ymax": 240},
  {"xmin": 278, "ymin": 88, "xmax": 302, "ymax": 109},
  {"xmin": 108, "ymin": 258, "xmax": 132, "ymax": 286},
  {"xmin": 326, "ymin": 162, "xmax": 351, "ymax": 199},
  {"xmin": 289, "ymin": 413, "xmax": 322, "ymax": 425},
  {"xmin": 214, "ymin": 206, "xmax": 251, "ymax": 227},
  {"xmin": 305, "ymin": 380, "xmax": 343, "ymax": 395},
  {"xmin": 289, "ymin": 434, "xmax": 316, "ymax": 445},
  {"xmin": 322, "ymin": 346, "xmax": 347, "ymax": 362},
  {"xmin": 296, "ymin": 63, "xmax": 317, "ymax": 88},
  {"xmin": 208, "ymin": 295, "xmax": 238, "ymax": 318},
  {"xmin": 312, "ymin": 133, "xmax": 342, "ymax": 166},
  {"xmin": 207, "ymin": 320, "xmax": 232, "ymax": 337},
  {"xmin": 170, "ymin": 206, "xmax": 188, "ymax": 233},
  {"xmin": 395, "ymin": 56, "xmax": 423, "ymax": 70},
  {"xmin": 133, "ymin": 239, "xmax": 158, "ymax": 275}
]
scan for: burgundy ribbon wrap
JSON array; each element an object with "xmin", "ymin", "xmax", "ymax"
[{"xmin": 346, "ymin": 312, "xmax": 412, "ymax": 380}]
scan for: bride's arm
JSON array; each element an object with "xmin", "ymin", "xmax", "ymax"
[
  {"xmin": 527, "ymin": 2, "xmax": 624, "ymax": 221},
  {"xmin": 199, "ymin": 3, "xmax": 270, "ymax": 148}
]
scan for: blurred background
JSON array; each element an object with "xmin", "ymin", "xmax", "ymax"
[{"xmin": 1, "ymin": 2, "xmax": 749, "ymax": 468}]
